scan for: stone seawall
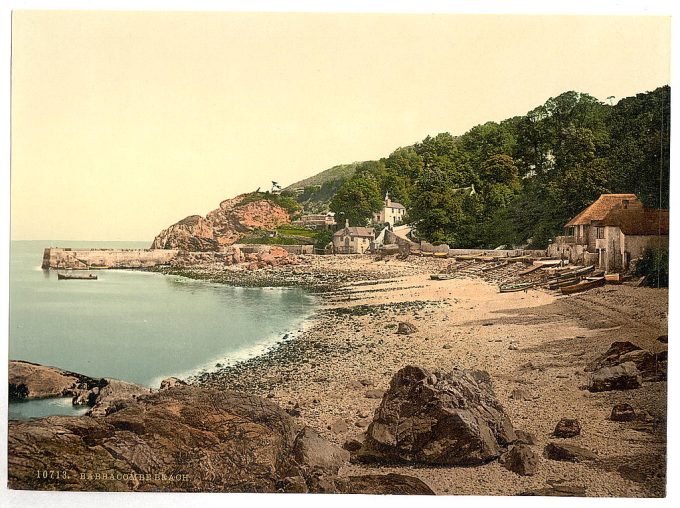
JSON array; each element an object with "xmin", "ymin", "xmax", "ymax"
[{"xmin": 41, "ymin": 248, "xmax": 179, "ymax": 270}]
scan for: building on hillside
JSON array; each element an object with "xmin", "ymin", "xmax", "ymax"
[
  {"xmin": 548, "ymin": 193, "xmax": 668, "ymax": 271},
  {"xmin": 332, "ymin": 220, "xmax": 375, "ymax": 254},
  {"xmin": 291, "ymin": 212, "xmax": 337, "ymax": 230},
  {"xmin": 373, "ymin": 192, "xmax": 406, "ymax": 227}
]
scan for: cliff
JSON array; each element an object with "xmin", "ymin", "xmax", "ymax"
[{"xmin": 151, "ymin": 194, "xmax": 291, "ymax": 251}]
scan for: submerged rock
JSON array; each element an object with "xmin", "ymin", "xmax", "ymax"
[{"xmin": 356, "ymin": 365, "xmax": 515, "ymax": 465}]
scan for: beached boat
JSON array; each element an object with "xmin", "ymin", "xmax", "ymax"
[
  {"xmin": 548, "ymin": 277, "xmax": 582, "ymax": 290},
  {"xmin": 532, "ymin": 259, "xmax": 563, "ymax": 267},
  {"xmin": 604, "ymin": 273, "xmax": 631, "ymax": 284},
  {"xmin": 557, "ymin": 265, "xmax": 594, "ymax": 279},
  {"xmin": 433, "ymin": 252, "xmax": 448, "ymax": 258},
  {"xmin": 58, "ymin": 273, "xmax": 98, "ymax": 280},
  {"xmin": 430, "ymin": 273, "xmax": 456, "ymax": 280},
  {"xmin": 518, "ymin": 264, "xmax": 543, "ymax": 276},
  {"xmin": 559, "ymin": 276, "xmax": 605, "ymax": 295},
  {"xmin": 499, "ymin": 282, "xmax": 536, "ymax": 293},
  {"xmin": 88, "ymin": 264, "xmax": 109, "ymax": 270},
  {"xmin": 482, "ymin": 261, "xmax": 509, "ymax": 272}
]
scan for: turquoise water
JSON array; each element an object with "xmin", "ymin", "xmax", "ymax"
[{"xmin": 9, "ymin": 241, "xmax": 314, "ymax": 419}]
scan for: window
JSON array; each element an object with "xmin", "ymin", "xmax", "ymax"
[{"xmin": 596, "ymin": 227, "xmax": 605, "ymax": 239}]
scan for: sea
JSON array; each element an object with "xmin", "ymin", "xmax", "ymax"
[{"xmin": 8, "ymin": 240, "xmax": 315, "ymax": 420}]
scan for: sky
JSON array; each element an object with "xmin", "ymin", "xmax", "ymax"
[{"xmin": 10, "ymin": 11, "xmax": 671, "ymax": 241}]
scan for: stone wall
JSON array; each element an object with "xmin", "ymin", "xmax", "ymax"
[{"xmin": 41, "ymin": 248, "xmax": 179, "ymax": 270}]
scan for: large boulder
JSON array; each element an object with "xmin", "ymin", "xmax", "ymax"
[
  {"xmin": 8, "ymin": 386, "xmax": 302, "ymax": 492},
  {"xmin": 9, "ymin": 360, "xmax": 101, "ymax": 401},
  {"xmin": 86, "ymin": 379, "xmax": 154, "ymax": 417},
  {"xmin": 587, "ymin": 341, "xmax": 667, "ymax": 382},
  {"xmin": 356, "ymin": 365, "xmax": 516, "ymax": 466}
]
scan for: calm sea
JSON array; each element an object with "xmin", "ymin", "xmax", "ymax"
[{"xmin": 8, "ymin": 240, "xmax": 314, "ymax": 419}]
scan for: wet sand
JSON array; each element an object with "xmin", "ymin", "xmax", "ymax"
[{"xmin": 189, "ymin": 255, "xmax": 668, "ymax": 497}]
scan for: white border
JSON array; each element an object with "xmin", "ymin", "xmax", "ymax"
[{"xmin": 1, "ymin": 2, "xmax": 677, "ymax": 508}]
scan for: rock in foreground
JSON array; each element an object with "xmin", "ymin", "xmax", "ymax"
[
  {"xmin": 357, "ymin": 365, "xmax": 516, "ymax": 465},
  {"xmin": 8, "ymin": 385, "xmax": 431, "ymax": 494},
  {"xmin": 9, "ymin": 360, "xmax": 101, "ymax": 400}
]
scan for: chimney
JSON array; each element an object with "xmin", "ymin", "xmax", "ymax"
[{"xmin": 345, "ymin": 219, "xmax": 349, "ymax": 228}]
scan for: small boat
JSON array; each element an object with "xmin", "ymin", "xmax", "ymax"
[
  {"xmin": 88, "ymin": 264, "xmax": 109, "ymax": 270},
  {"xmin": 430, "ymin": 273, "xmax": 456, "ymax": 280},
  {"xmin": 433, "ymin": 251, "xmax": 449, "ymax": 258},
  {"xmin": 58, "ymin": 273, "xmax": 98, "ymax": 280},
  {"xmin": 560, "ymin": 277, "xmax": 605, "ymax": 295},
  {"xmin": 499, "ymin": 282, "xmax": 536, "ymax": 293},
  {"xmin": 482, "ymin": 261, "xmax": 509, "ymax": 272},
  {"xmin": 548, "ymin": 277, "xmax": 582, "ymax": 290},
  {"xmin": 518, "ymin": 264, "xmax": 543, "ymax": 276},
  {"xmin": 557, "ymin": 265, "xmax": 594, "ymax": 279},
  {"xmin": 532, "ymin": 259, "xmax": 563, "ymax": 267},
  {"xmin": 455, "ymin": 255, "xmax": 476, "ymax": 261},
  {"xmin": 604, "ymin": 273, "xmax": 631, "ymax": 284}
]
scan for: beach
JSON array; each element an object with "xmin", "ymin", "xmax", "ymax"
[{"xmin": 186, "ymin": 254, "xmax": 668, "ymax": 497}]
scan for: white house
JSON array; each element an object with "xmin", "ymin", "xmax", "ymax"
[{"xmin": 373, "ymin": 192, "xmax": 406, "ymax": 226}]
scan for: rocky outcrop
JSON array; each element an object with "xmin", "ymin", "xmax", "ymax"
[
  {"xmin": 356, "ymin": 365, "xmax": 516, "ymax": 466},
  {"xmin": 9, "ymin": 360, "xmax": 101, "ymax": 401},
  {"xmin": 85, "ymin": 379, "xmax": 154, "ymax": 417},
  {"xmin": 610, "ymin": 403, "xmax": 636, "ymax": 422},
  {"xmin": 151, "ymin": 194, "xmax": 291, "ymax": 252},
  {"xmin": 151, "ymin": 215, "xmax": 218, "ymax": 251},
  {"xmin": 8, "ymin": 386, "xmax": 301, "ymax": 492},
  {"xmin": 206, "ymin": 195, "xmax": 290, "ymax": 246},
  {"xmin": 8, "ymin": 384, "xmax": 431, "ymax": 494},
  {"xmin": 396, "ymin": 321, "xmax": 417, "ymax": 335}
]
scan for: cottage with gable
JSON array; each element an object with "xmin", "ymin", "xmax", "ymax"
[
  {"xmin": 332, "ymin": 220, "xmax": 375, "ymax": 254},
  {"xmin": 549, "ymin": 193, "xmax": 668, "ymax": 271}
]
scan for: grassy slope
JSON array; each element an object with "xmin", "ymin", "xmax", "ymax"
[{"xmin": 283, "ymin": 162, "xmax": 360, "ymax": 191}]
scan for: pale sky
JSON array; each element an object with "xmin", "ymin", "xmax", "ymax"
[{"xmin": 11, "ymin": 12, "xmax": 670, "ymax": 241}]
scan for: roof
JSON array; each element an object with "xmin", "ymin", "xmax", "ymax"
[
  {"xmin": 565, "ymin": 194, "xmax": 641, "ymax": 227},
  {"xmin": 387, "ymin": 202, "xmax": 406, "ymax": 210},
  {"xmin": 333, "ymin": 227, "xmax": 374, "ymax": 238},
  {"xmin": 599, "ymin": 207, "xmax": 669, "ymax": 236}
]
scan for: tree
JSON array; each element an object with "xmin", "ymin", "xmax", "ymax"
[{"xmin": 329, "ymin": 174, "xmax": 383, "ymax": 227}]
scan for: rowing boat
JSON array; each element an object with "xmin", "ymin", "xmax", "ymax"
[
  {"xmin": 57, "ymin": 273, "xmax": 98, "ymax": 280},
  {"xmin": 499, "ymin": 282, "xmax": 536, "ymax": 293},
  {"xmin": 430, "ymin": 273, "xmax": 456, "ymax": 280},
  {"xmin": 518, "ymin": 264, "xmax": 543, "ymax": 276},
  {"xmin": 557, "ymin": 265, "xmax": 594, "ymax": 279},
  {"xmin": 482, "ymin": 261, "xmax": 509, "ymax": 272},
  {"xmin": 547, "ymin": 277, "xmax": 582, "ymax": 290},
  {"xmin": 559, "ymin": 276, "xmax": 605, "ymax": 295}
]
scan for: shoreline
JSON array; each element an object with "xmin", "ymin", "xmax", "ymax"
[
  {"xmin": 183, "ymin": 255, "xmax": 667, "ymax": 497},
  {"xmin": 9, "ymin": 254, "xmax": 668, "ymax": 496}
]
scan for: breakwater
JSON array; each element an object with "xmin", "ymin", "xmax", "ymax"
[{"xmin": 41, "ymin": 247, "xmax": 179, "ymax": 270}]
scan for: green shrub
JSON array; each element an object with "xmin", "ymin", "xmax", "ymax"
[{"xmin": 634, "ymin": 247, "xmax": 669, "ymax": 287}]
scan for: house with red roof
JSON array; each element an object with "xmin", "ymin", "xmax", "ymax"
[{"xmin": 549, "ymin": 194, "xmax": 669, "ymax": 271}]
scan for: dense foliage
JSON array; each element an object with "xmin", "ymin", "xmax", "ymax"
[
  {"xmin": 634, "ymin": 247, "xmax": 669, "ymax": 288},
  {"xmin": 325, "ymin": 86, "xmax": 670, "ymax": 247}
]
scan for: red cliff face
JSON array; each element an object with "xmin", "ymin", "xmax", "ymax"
[{"xmin": 151, "ymin": 194, "xmax": 291, "ymax": 251}]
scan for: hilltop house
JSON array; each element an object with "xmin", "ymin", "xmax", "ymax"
[
  {"xmin": 332, "ymin": 220, "xmax": 375, "ymax": 254},
  {"xmin": 373, "ymin": 192, "xmax": 406, "ymax": 227},
  {"xmin": 548, "ymin": 193, "xmax": 669, "ymax": 271}
]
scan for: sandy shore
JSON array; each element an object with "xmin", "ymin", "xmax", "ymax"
[{"xmin": 189, "ymin": 255, "xmax": 667, "ymax": 497}]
